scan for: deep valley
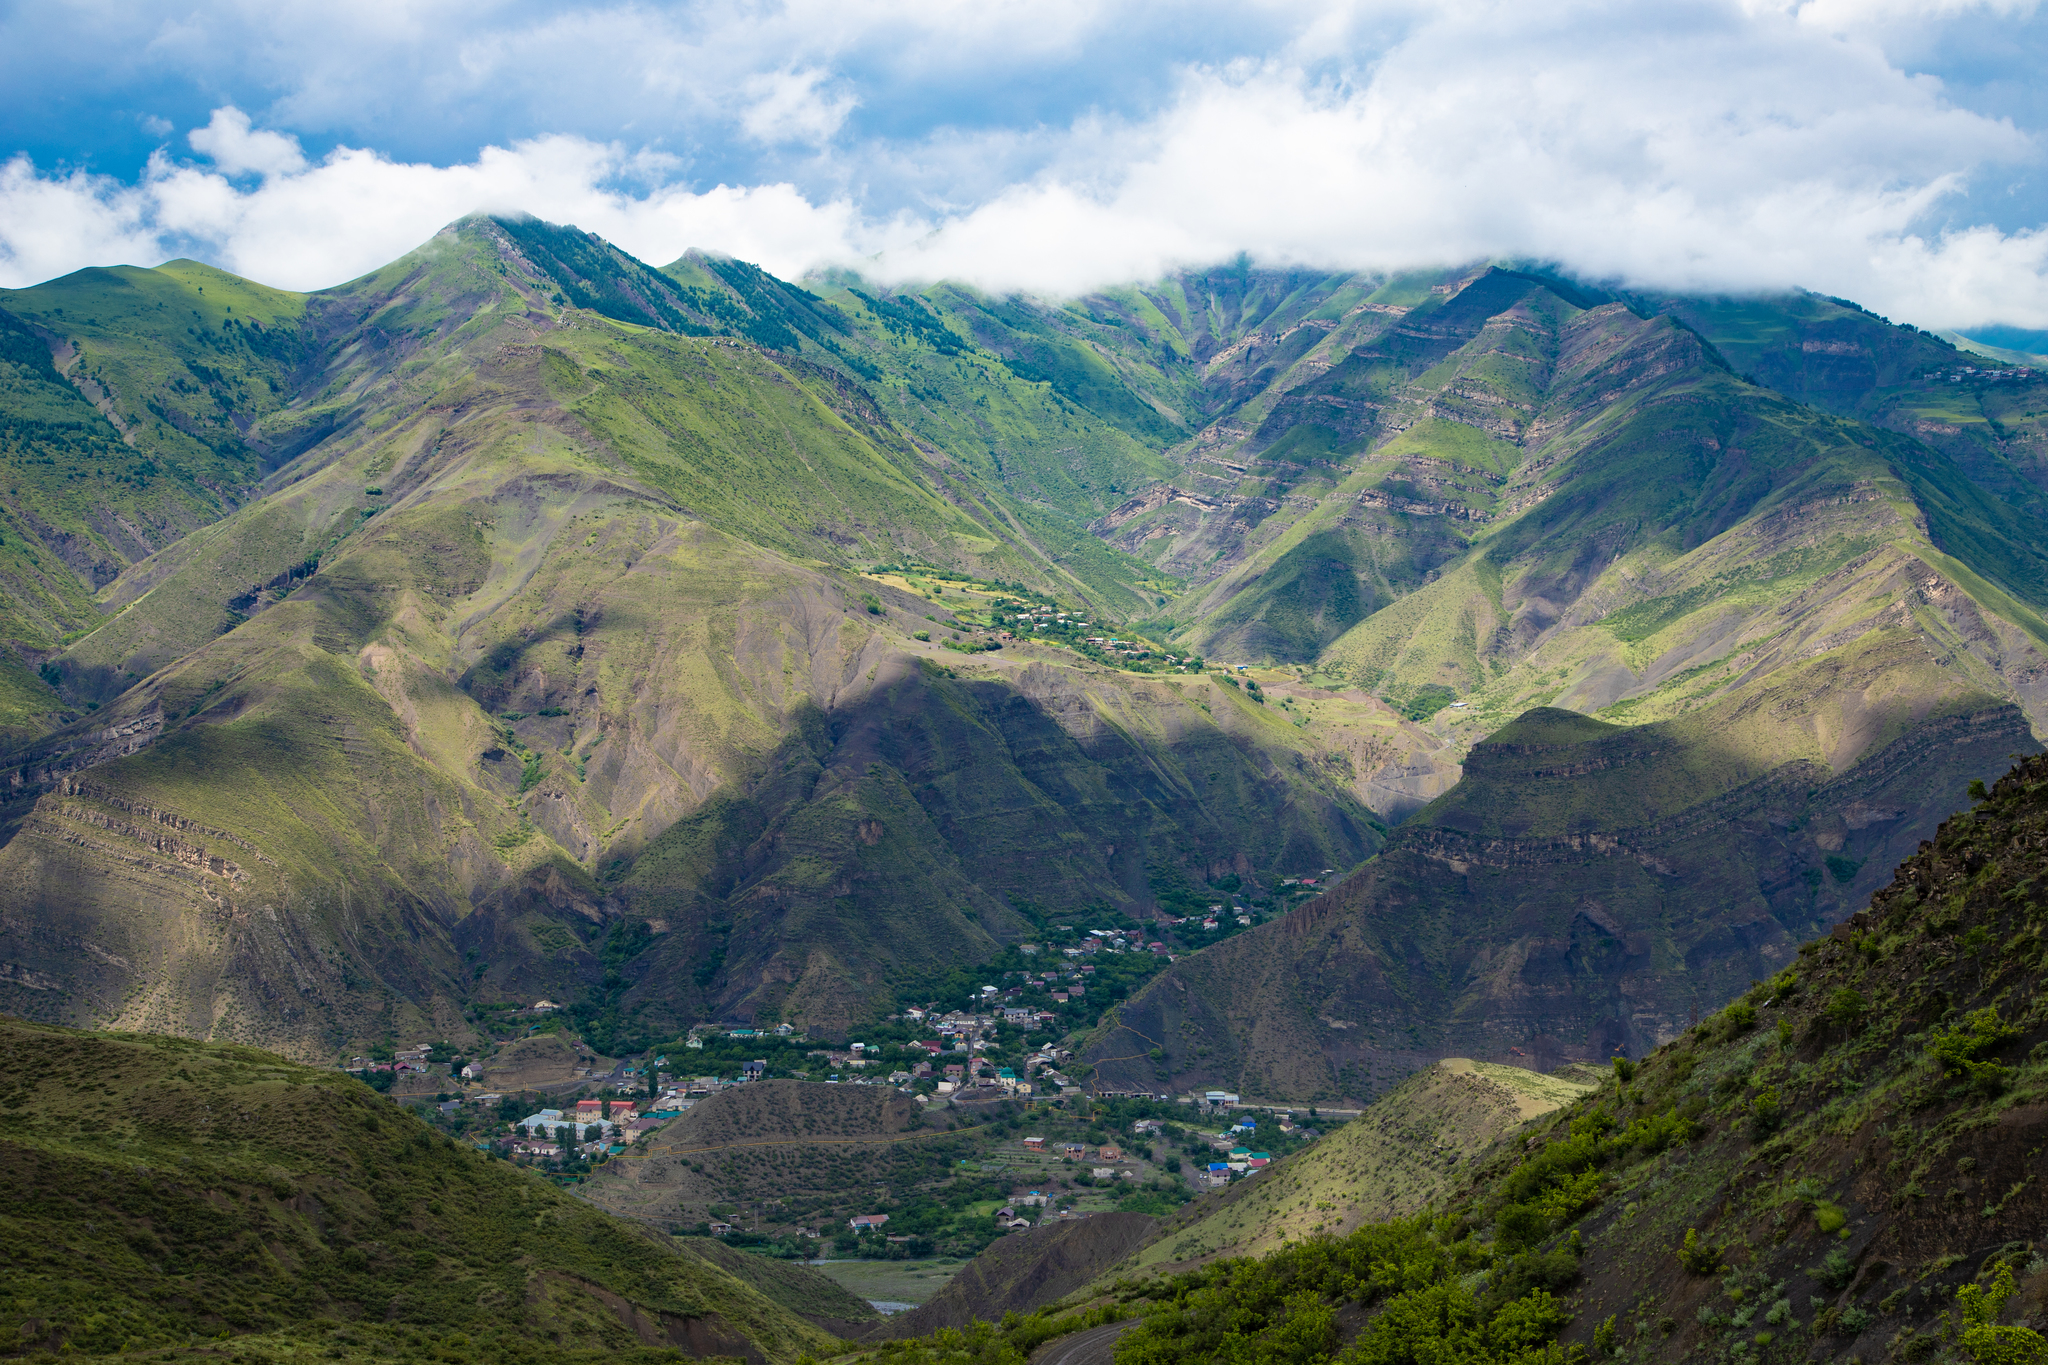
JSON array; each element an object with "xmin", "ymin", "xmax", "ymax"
[{"xmin": 3, "ymin": 216, "xmax": 2048, "ymax": 1361}]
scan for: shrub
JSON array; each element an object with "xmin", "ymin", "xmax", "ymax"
[
  {"xmin": 1929, "ymin": 1008, "xmax": 2021, "ymax": 1095},
  {"xmin": 1956, "ymin": 1263, "xmax": 2048, "ymax": 1363},
  {"xmin": 1678, "ymin": 1228, "xmax": 1723, "ymax": 1275},
  {"xmin": 1486, "ymin": 1249, "xmax": 1581, "ymax": 1310},
  {"xmin": 1621, "ymin": 1110, "xmax": 1698, "ymax": 1156},
  {"xmin": 1724, "ymin": 1002, "xmax": 1757, "ymax": 1033},
  {"xmin": 1814, "ymin": 1246, "xmax": 1857, "ymax": 1289},
  {"xmin": 1749, "ymin": 1086, "xmax": 1785, "ymax": 1140},
  {"xmin": 1593, "ymin": 1315, "xmax": 1618, "ymax": 1355},
  {"xmin": 1825, "ymin": 989, "xmax": 1868, "ymax": 1027},
  {"xmin": 1611, "ymin": 1057, "xmax": 1636, "ymax": 1084},
  {"xmin": 1396, "ymin": 684, "xmax": 1456, "ymax": 721},
  {"xmin": 1815, "ymin": 1202, "xmax": 1848, "ymax": 1235},
  {"xmin": 1496, "ymin": 1204, "xmax": 1549, "ymax": 1254}
]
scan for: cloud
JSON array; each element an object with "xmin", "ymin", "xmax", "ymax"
[
  {"xmin": 851, "ymin": 2, "xmax": 2048, "ymax": 328},
  {"xmin": 0, "ymin": 157, "xmax": 163, "ymax": 286},
  {"xmin": 740, "ymin": 69, "xmax": 859, "ymax": 146},
  {"xmin": 0, "ymin": 1, "xmax": 2045, "ymax": 330},
  {"xmin": 187, "ymin": 107, "xmax": 307, "ymax": 178}
]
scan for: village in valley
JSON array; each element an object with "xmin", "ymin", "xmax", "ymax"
[{"xmin": 336, "ymin": 916, "xmax": 1342, "ymax": 1299}]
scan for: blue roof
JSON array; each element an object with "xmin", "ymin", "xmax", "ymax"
[{"xmin": 1208, "ymin": 1162, "xmax": 1230, "ymax": 1171}]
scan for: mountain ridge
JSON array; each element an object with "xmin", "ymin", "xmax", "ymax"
[{"xmin": 0, "ymin": 220, "xmax": 2041, "ymax": 1079}]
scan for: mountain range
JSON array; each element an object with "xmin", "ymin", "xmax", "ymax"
[{"xmin": 0, "ymin": 214, "xmax": 2040, "ymax": 1091}]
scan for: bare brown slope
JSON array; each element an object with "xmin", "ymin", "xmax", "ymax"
[
  {"xmin": 1084, "ymin": 640, "xmax": 2034, "ymax": 1104},
  {"xmin": 585, "ymin": 1080, "xmax": 974, "ymax": 1231},
  {"xmin": 876, "ymin": 1212, "xmax": 1159, "ymax": 1337}
]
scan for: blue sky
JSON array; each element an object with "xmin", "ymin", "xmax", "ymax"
[{"xmin": 2, "ymin": 0, "xmax": 2047, "ymax": 331}]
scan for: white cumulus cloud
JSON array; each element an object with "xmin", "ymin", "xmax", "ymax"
[
  {"xmin": 0, "ymin": 0, "xmax": 2043, "ymax": 331},
  {"xmin": 0, "ymin": 124, "xmax": 868, "ymax": 290}
]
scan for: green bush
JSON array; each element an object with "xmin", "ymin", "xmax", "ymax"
[
  {"xmin": 1825, "ymin": 988, "xmax": 1867, "ymax": 1027},
  {"xmin": 1678, "ymin": 1228, "xmax": 1723, "ymax": 1275},
  {"xmin": 1395, "ymin": 683, "xmax": 1457, "ymax": 721},
  {"xmin": 1955, "ymin": 1263, "xmax": 2048, "ymax": 1363},
  {"xmin": 1814, "ymin": 1246, "xmax": 1857, "ymax": 1289},
  {"xmin": 1928, "ymin": 1007, "xmax": 2020, "ymax": 1095},
  {"xmin": 1495, "ymin": 1205, "xmax": 1548, "ymax": 1254},
  {"xmin": 1748, "ymin": 1086, "xmax": 1785, "ymax": 1140}
]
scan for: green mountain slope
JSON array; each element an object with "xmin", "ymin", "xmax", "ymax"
[
  {"xmin": 0, "ymin": 1017, "xmax": 840, "ymax": 1362},
  {"xmin": 1058, "ymin": 268, "xmax": 2048, "ymax": 1108},
  {"xmin": 838, "ymin": 270, "xmax": 2048, "ymax": 891},
  {"xmin": 3, "ymin": 226, "xmax": 2045, "ymax": 1083},
  {"xmin": 1116, "ymin": 1060, "xmax": 1593, "ymax": 1278},
  {"xmin": 0, "ymin": 258, "xmax": 319, "ymax": 733},
  {"xmin": 0, "ymin": 217, "xmax": 1385, "ymax": 1057},
  {"xmin": 1657, "ymin": 289, "xmax": 2048, "ymax": 512}
]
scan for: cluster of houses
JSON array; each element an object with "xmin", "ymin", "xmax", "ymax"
[
  {"xmin": 889, "ymin": 1007, "xmax": 1078, "ymax": 1097},
  {"xmin": 991, "ymin": 1189, "xmax": 1058, "ymax": 1230},
  {"xmin": 343, "ymin": 1043, "xmax": 461, "ymax": 1078},
  {"xmin": 346, "ymin": 1047, "xmax": 442, "ymax": 1080},
  {"xmin": 1200, "ymin": 1147, "xmax": 1274, "ymax": 1185},
  {"xmin": 683, "ymin": 1023, "xmax": 799, "ymax": 1049},
  {"xmin": 506, "ymin": 1096, "xmax": 681, "ymax": 1160},
  {"xmin": 1016, "ymin": 1134, "xmax": 1143, "ymax": 1182},
  {"xmin": 1943, "ymin": 365, "xmax": 2035, "ymax": 384}
]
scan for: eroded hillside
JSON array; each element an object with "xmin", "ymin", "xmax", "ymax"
[{"xmin": 1086, "ymin": 661, "xmax": 2032, "ymax": 1100}]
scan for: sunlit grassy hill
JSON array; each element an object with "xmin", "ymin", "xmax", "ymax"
[{"xmin": 1113, "ymin": 1060, "xmax": 1595, "ymax": 1278}]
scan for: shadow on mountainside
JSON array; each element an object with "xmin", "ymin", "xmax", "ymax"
[
  {"xmin": 456, "ymin": 659, "xmax": 1382, "ymax": 1041},
  {"xmin": 1083, "ymin": 677, "xmax": 2039, "ymax": 1105}
]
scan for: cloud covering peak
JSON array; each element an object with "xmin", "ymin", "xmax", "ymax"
[{"xmin": 1, "ymin": 0, "xmax": 2044, "ymax": 329}]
